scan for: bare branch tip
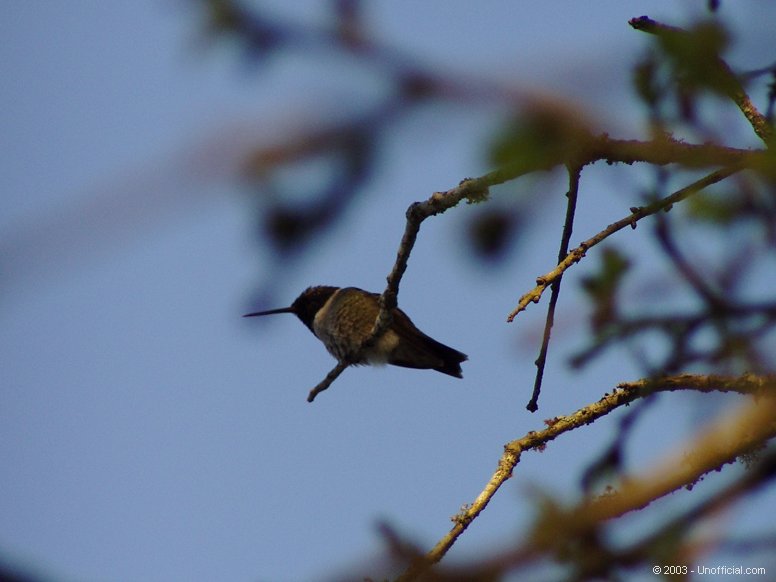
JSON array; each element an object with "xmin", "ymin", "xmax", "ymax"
[{"xmin": 306, "ymin": 361, "xmax": 350, "ymax": 402}]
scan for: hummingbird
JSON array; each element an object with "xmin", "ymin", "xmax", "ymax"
[{"xmin": 244, "ymin": 286, "xmax": 467, "ymax": 378}]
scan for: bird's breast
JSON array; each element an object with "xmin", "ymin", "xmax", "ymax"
[{"xmin": 312, "ymin": 287, "xmax": 388, "ymax": 363}]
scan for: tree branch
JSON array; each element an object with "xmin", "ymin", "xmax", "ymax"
[
  {"xmin": 429, "ymin": 445, "xmax": 776, "ymax": 580},
  {"xmin": 561, "ymin": 393, "xmax": 776, "ymax": 525},
  {"xmin": 310, "ymin": 138, "xmax": 757, "ymax": 398},
  {"xmin": 395, "ymin": 373, "xmax": 776, "ymax": 581},
  {"xmin": 315, "ymin": 142, "xmax": 753, "ymax": 397},
  {"xmin": 371, "ymin": 137, "xmax": 756, "ymax": 356},
  {"xmin": 307, "ymin": 360, "xmax": 350, "ymax": 402},
  {"xmin": 582, "ymin": 134, "xmax": 758, "ymax": 167},
  {"xmin": 527, "ymin": 165, "xmax": 581, "ymax": 412},
  {"xmin": 364, "ymin": 178, "xmax": 493, "ymax": 356},
  {"xmin": 629, "ymin": 15, "xmax": 774, "ymax": 146},
  {"xmin": 507, "ymin": 164, "xmax": 744, "ymax": 322}
]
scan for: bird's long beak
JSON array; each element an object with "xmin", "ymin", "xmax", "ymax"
[{"xmin": 243, "ymin": 306, "xmax": 295, "ymax": 317}]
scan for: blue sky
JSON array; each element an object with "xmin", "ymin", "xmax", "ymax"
[{"xmin": 2, "ymin": 2, "xmax": 775, "ymax": 581}]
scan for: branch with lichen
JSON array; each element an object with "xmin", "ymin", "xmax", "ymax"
[
  {"xmin": 404, "ymin": 420, "xmax": 776, "ymax": 580},
  {"xmin": 506, "ymin": 164, "xmax": 744, "ymax": 322},
  {"xmin": 306, "ymin": 135, "xmax": 760, "ymax": 400},
  {"xmin": 395, "ymin": 373, "xmax": 776, "ymax": 581}
]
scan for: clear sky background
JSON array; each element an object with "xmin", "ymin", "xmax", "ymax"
[{"xmin": 2, "ymin": 2, "xmax": 775, "ymax": 581}]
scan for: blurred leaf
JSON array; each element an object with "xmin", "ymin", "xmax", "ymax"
[
  {"xmin": 580, "ymin": 444, "xmax": 622, "ymax": 495},
  {"xmin": 489, "ymin": 108, "xmax": 593, "ymax": 172},
  {"xmin": 686, "ymin": 191, "xmax": 740, "ymax": 225},
  {"xmin": 205, "ymin": 0, "xmax": 241, "ymax": 32},
  {"xmin": 333, "ymin": 0, "xmax": 366, "ymax": 48},
  {"xmin": 687, "ymin": 179, "xmax": 776, "ymax": 239},
  {"xmin": 756, "ymin": 146, "xmax": 776, "ymax": 182},
  {"xmin": 655, "ymin": 20, "xmax": 737, "ymax": 97},
  {"xmin": 467, "ymin": 209, "xmax": 520, "ymax": 262},
  {"xmin": 581, "ymin": 248, "xmax": 631, "ymax": 332},
  {"xmin": 633, "ymin": 53, "xmax": 662, "ymax": 108},
  {"xmin": 243, "ymin": 121, "xmax": 376, "ymax": 253},
  {"xmin": 203, "ymin": 0, "xmax": 284, "ymax": 56},
  {"xmin": 264, "ymin": 207, "xmax": 314, "ymax": 250}
]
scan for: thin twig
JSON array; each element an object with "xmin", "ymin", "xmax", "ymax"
[
  {"xmin": 307, "ymin": 361, "xmax": 350, "ymax": 402},
  {"xmin": 364, "ymin": 178, "xmax": 494, "ymax": 355},
  {"xmin": 507, "ymin": 164, "xmax": 744, "ymax": 322},
  {"xmin": 527, "ymin": 166, "xmax": 581, "ymax": 412}
]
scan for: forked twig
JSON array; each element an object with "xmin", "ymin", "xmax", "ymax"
[
  {"xmin": 527, "ymin": 165, "xmax": 581, "ymax": 412},
  {"xmin": 507, "ymin": 165, "xmax": 743, "ymax": 322}
]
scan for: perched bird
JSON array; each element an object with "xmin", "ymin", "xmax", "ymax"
[{"xmin": 244, "ymin": 286, "xmax": 467, "ymax": 378}]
